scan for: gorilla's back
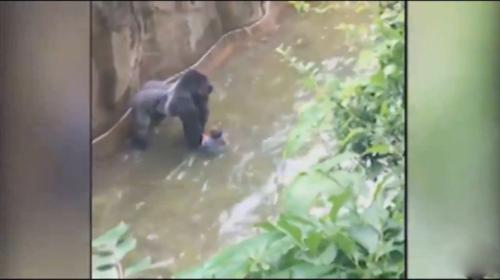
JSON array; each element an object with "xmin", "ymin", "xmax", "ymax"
[{"xmin": 131, "ymin": 80, "xmax": 177, "ymax": 109}]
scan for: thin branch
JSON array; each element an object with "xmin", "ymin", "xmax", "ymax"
[{"xmin": 116, "ymin": 262, "xmax": 124, "ymax": 279}]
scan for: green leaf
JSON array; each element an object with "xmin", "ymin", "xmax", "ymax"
[
  {"xmin": 304, "ymin": 231, "xmax": 323, "ymax": 255},
  {"xmin": 303, "ymin": 75, "xmax": 317, "ymax": 91},
  {"xmin": 333, "ymin": 232, "xmax": 357, "ymax": 260},
  {"xmin": 283, "ymin": 171, "xmax": 344, "ymax": 216},
  {"xmin": 288, "ymin": 262, "xmax": 333, "ymax": 278},
  {"xmin": 296, "ymin": 235, "xmax": 337, "ymax": 266},
  {"xmin": 92, "ymin": 235, "xmax": 137, "ymax": 268},
  {"xmin": 349, "ymin": 225, "xmax": 380, "ymax": 254},
  {"xmin": 383, "ymin": 64, "xmax": 397, "ymax": 77},
  {"xmin": 328, "ymin": 190, "xmax": 352, "ymax": 220},
  {"xmin": 380, "ymin": 100, "xmax": 389, "ymax": 117},
  {"xmin": 284, "ymin": 100, "xmax": 328, "ymax": 157},
  {"xmin": 370, "ymin": 70, "xmax": 386, "ymax": 88},
  {"xmin": 257, "ymin": 221, "xmax": 278, "ymax": 232},
  {"xmin": 92, "ymin": 222, "xmax": 128, "ymax": 248},
  {"xmin": 396, "ymin": 12, "xmax": 404, "ymax": 23},
  {"xmin": 355, "ymin": 50, "xmax": 377, "ymax": 71},
  {"xmin": 363, "ymin": 144, "xmax": 391, "ymax": 155},
  {"xmin": 361, "ymin": 203, "xmax": 388, "ymax": 234},
  {"xmin": 92, "ymin": 253, "xmax": 116, "ymax": 269},
  {"xmin": 314, "ymin": 152, "xmax": 358, "ymax": 173},
  {"xmin": 339, "ymin": 128, "xmax": 365, "ymax": 149},
  {"xmin": 339, "ymin": 82, "xmax": 358, "ymax": 100},
  {"xmin": 286, "ymin": 213, "xmax": 323, "ymax": 231},
  {"xmin": 372, "ymin": 173, "xmax": 393, "ymax": 203},
  {"xmin": 275, "ymin": 216, "xmax": 305, "ymax": 249},
  {"xmin": 175, "ymin": 232, "xmax": 281, "ymax": 278},
  {"xmin": 266, "ymin": 270, "xmax": 292, "ymax": 278},
  {"xmin": 317, "ymin": 243, "xmax": 338, "ymax": 265},
  {"xmin": 115, "ymin": 235, "xmax": 137, "ymax": 262},
  {"xmin": 283, "ymin": 131, "xmax": 310, "ymax": 157},
  {"xmin": 92, "ymin": 265, "xmax": 119, "ymax": 279},
  {"xmin": 324, "ymin": 77, "xmax": 340, "ymax": 93},
  {"xmin": 262, "ymin": 236, "xmax": 296, "ymax": 265}
]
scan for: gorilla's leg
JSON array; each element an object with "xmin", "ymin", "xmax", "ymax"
[
  {"xmin": 150, "ymin": 111, "xmax": 166, "ymax": 127},
  {"xmin": 150, "ymin": 111, "xmax": 166, "ymax": 135},
  {"xmin": 131, "ymin": 109, "xmax": 152, "ymax": 150}
]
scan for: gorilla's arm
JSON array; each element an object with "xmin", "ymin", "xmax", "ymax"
[
  {"xmin": 172, "ymin": 97, "xmax": 204, "ymax": 148},
  {"xmin": 174, "ymin": 69, "xmax": 212, "ymax": 131},
  {"xmin": 194, "ymin": 95, "xmax": 209, "ymax": 130},
  {"xmin": 179, "ymin": 104, "xmax": 204, "ymax": 148}
]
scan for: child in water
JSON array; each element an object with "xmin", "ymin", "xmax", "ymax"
[{"xmin": 199, "ymin": 128, "xmax": 227, "ymax": 155}]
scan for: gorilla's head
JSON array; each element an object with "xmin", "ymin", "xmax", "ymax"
[{"xmin": 178, "ymin": 69, "xmax": 213, "ymax": 97}]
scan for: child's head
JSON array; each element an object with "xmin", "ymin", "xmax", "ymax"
[
  {"xmin": 200, "ymin": 128, "xmax": 226, "ymax": 155},
  {"xmin": 208, "ymin": 128, "xmax": 223, "ymax": 139}
]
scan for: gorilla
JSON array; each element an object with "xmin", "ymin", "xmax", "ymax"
[{"xmin": 130, "ymin": 69, "xmax": 213, "ymax": 150}]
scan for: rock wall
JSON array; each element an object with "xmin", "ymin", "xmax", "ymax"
[{"xmin": 92, "ymin": 1, "xmax": 265, "ymax": 138}]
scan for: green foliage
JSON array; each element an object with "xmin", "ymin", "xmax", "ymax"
[
  {"xmin": 175, "ymin": 153, "xmax": 403, "ymax": 278},
  {"xmin": 288, "ymin": 1, "xmax": 311, "ymax": 13},
  {"xmin": 92, "ymin": 222, "xmax": 164, "ymax": 279},
  {"xmin": 282, "ymin": 1, "xmax": 405, "ymax": 173},
  {"xmin": 174, "ymin": 2, "xmax": 405, "ymax": 279},
  {"xmin": 288, "ymin": 1, "xmax": 339, "ymax": 14}
]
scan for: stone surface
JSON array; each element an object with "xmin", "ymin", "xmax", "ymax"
[{"xmin": 216, "ymin": 1, "xmax": 265, "ymax": 32}]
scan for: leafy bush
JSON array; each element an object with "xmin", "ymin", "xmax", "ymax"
[
  {"xmin": 92, "ymin": 222, "xmax": 165, "ymax": 279},
  {"xmin": 174, "ymin": 1, "xmax": 405, "ymax": 278},
  {"xmin": 288, "ymin": 1, "xmax": 341, "ymax": 14},
  {"xmin": 176, "ymin": 152, "xmax": 403, "ymax": 278}
]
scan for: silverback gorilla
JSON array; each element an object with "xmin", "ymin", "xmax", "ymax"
[{"xmin": 130, "ymin": 69, "xmax": 213, "ymax": 150}]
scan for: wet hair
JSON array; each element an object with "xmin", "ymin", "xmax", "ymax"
[{"xmin": 209, "ymin": 128, "xmax": 223, "ymax": 139}]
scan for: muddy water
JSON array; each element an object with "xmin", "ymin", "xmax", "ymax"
[{"xmin": 93, "ymin": 2, "xmax": 376, "ymax": 277}]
